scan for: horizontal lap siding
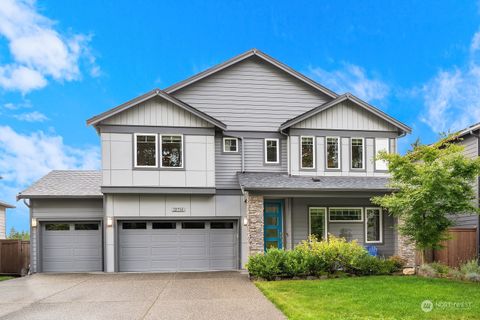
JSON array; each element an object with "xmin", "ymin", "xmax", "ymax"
[
  {"xmin": 244, "ymin": 139, "xmax": 288, "ymax": 171},
  {"xmin": 173, "ymin": 57, "xmax": 331, "ymax": 131},
  {"xmin": 0, "ymin": 208, "xmax": 5, "ymax": 239},
  {"xmin": 291, "ymin": 198, "xmax": 395, "ymax": 256},
  {"xmin": 452, "ymin": 135, "xmax": 479, "ymax": 228}
]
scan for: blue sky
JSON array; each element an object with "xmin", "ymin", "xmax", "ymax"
[{"xmin": 1, "ymin": 0, "xmax": 480, "ymax": 232}]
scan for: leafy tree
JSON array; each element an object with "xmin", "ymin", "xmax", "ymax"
[
  {"xmin": 7, "ymin": 227, "xmax": 30, "ymax": 240},
  {"xmin": 372, "ymin": 136, "xmax": 480, "ymax": 262}
]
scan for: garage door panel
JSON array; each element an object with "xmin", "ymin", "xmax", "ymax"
[
  {"xmin": 119, "ymin": 220, "xmax": 237, "ymax": 272},
  {"xmin": 41, "ymin": 222, "xmax": 102, "ymax": 272}
]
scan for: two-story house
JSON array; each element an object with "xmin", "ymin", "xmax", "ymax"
[{"xmin": 18, "ymin": 49, "xmax": 413, "ymax": 273}]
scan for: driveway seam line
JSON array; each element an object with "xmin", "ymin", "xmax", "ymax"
[{"xmin": 138, "ymin": 273, "xmax": 175, "ymax": 320}]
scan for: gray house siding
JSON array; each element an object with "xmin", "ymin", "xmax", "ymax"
[
  {"xmin": 173, "ymin": 56, "xmax": 332, "ymax": 131},
  {"xmin": 291, "ymin": 197, "xmax": 395, "ymax": 256},
  {"xmin": 292, "ymin": 100, "xmax": 399, "ymax": 132},
  {"xmin": 215, "ymin": 135, "xmax": 242, "ymax": 189},
  {"xmin": 30, "ymin": 199, "xmax": 104, "ymax": 273},
  {"xmin": 451, "ymin": 134, "xmax": 479, "ymax": 228}
]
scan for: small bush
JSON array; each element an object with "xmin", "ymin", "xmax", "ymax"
[
  {"xmin": 388, "ymin": 255, "xmax": 407, "ymax": 271},
  {"xmin": 448, "ymin": 268, "xmax": 463, "ymax": 280},
  {"xmin": 246, "ymin": 248, "xmax": 287, "ymax": 280},
  {"xmin": 460, "ymin": 260, "xmax": 480, "ymax": 275},
  {"xmin": 418, "ymin": 264, "xmax": 438, "ymax": 278},
  {"xmin": 464, "ymin": 272, "xmax": 480, "ymax": 282},
  {"xmin": 283, "ymin": 249, "xmax": 308, "ymax": 277},
  {"xmin": 429, "ymin": 262, "xmax": 450, "ymax": 276}
]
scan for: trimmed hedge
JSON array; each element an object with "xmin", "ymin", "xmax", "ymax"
[{"xmin": 246, "ymin": 235, "xmax": 405, "ymax": 280}]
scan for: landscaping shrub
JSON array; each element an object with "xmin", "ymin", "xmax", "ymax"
[
  {"xmin": 464, "ymin": 272, "xmax": 480, "ymax": 282},
  {"xmin": 418, "ymin": 264, "xmax": 438, "ymax": 278},
  {"xmin": 460, "ymin": 260, "xmax": 480, "ymax": 275},
  {"xmin": 429, "ymin": 262, "xmax": 450, "ymax": 276},
  {"xmin": 388, "ymin": 255, "xmax": 407, "ymax": 271},
  {"xmin": 246, "ymin": 235, "xmax": 404, "ymax": 280}
]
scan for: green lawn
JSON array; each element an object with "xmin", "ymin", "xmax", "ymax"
[
  {"xmin": 255, "ymin": 276, "xmax": 480, "ymax": 320},
  {"xmin": 0, "ymin": 276, "xmax": 13, "ymax": 282}
]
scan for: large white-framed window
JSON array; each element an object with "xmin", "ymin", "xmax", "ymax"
[
  {"xmin": 375, "ymin": 138, "xmax": 390, "ymax": 171},
  {"xmin": 309, "ymin": 207, "xmax": 327, "ymax": 241},
  {"xmin": 134, "ymin": 133, "xmax": 158, "ymax": 168},
  {"xmin": 223, "ymin": 137, "xmax": 238, "ymax": 153},
  {"xmin": 160, "ymin": 134, "xmax": 183, "ymax": 168},
  {"xmin": 264, "ymin": 138, "xmax": 279, "ymax": 164},
  {"xmin": 365, "ymin": 207, "xmax": 383, "ymax": 243},
  {"xmin": 301, "ymin": 136, "xmax": 315, "ymax": 169},
  {"xmin": 351, "ymin": 137, "xmax": 365, "ymax": 170},
  {"xmin": 326, "ymin": 136, "xmax": 340, "ymax": 169},
  {"xmin": 328, "ymin": 207, "xmax": 364, "ymax": 222}
]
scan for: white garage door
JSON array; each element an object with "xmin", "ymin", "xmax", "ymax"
[
  {"xmin": 118, "ymin": 220, "xmax": 238, "ymax": 272},
  {"xmin": 42, "ymin": 222, "xmax": 102, "ymax": 272}
]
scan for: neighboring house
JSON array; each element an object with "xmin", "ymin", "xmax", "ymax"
[
  {"xmin": 0, "ymin": 201, "xmax": 15, "ymax": 239},
  {"xmin": 18, "ymin": 49, "xmax": 413, "ymax": 273},
  {"xmin": 448, "ymin": 123, "xmax": 480, "ymax": 253}
]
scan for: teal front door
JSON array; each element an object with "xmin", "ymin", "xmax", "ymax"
[{"xmin": 264, "ymin": 200, "xmax": 283, "ymax": 251}]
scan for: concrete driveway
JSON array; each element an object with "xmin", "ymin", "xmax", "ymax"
[{"xmin": 0, "ymin": 272, "xmax": 285, "ymax": 320}]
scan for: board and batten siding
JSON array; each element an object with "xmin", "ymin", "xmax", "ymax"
[
  {"xmin": 215, "ymin": 136, "xmax": 288, "ymax": 189},
  {"xmin": 30, "ymin": 199, "xmax": 104, "ymax": 273},
  {"xmin": 451, "ymin": 134, "xmax": 479, "ymax": 228},
  {"xmin": 291, "ymin": 197, "xmax": 395, "ymax": 256},
  {"xmin": 172, "ymin": 56, "xmax": 332, "ymax": 131},
  {"xmin": 292, "ymin": 100, "xmax": 399, "ymax": 131},
  {"xmin": 100, "ymin": 96, "xmax": 213, "ymax": 127},
  {"xmin": 102, "ymin": 133, "xmax": 215, "ymax": 188},
  {"xmin": 0, "ymin": 207, "xmax": 5, "ymax": 239},
  {"xmin": 290, "ymin": 135, "xmax": 394, "ymax": 177}
]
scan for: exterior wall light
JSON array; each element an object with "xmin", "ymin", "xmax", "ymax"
[
  {"xmin": 31, "ymin": 218, "xmax": 37, "ymax": 228},
  {"xmin": 243, "ymin": 217, "xmax": 248, "ymax": 226},
  {"xmin": 107, "ymin": 216, "xmax": 113, "ymax": 227}
]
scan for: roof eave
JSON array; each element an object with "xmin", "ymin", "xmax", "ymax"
[{"xmin": 17, "ymin": 194, "xmax": 103, "ymax": 200}]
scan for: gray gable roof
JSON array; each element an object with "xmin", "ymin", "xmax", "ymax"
[
  {"xmin": 280, "ymin": 93, "xmax": 412, "ymax": 134},
  {"xmin": 86, "ymin": 89, "xmax": 227, "ymax": 129},
  {"xmin": 164, "ymin": 48, "xmax": 338, "ymax": 99},
  {"xmin": 237, "ymin": 172, "xmax": 391, "ymax": 192},
  {"xmin": 17, "ymin": 170, "xmax": 102, "ymax": 200},
  {"xmin": 0, "ymin": 200, "xmax": 15, "ymax": 208}
]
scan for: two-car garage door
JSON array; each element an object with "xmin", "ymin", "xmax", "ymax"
[{"xmin": 118, "ymin": 220, "xmax": 238, "ymax": 272}]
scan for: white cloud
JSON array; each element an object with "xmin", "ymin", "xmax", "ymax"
[
  {"xmin": 0, "ymin": 0, "xmax": 98, "ymax": 93},
  {"xmin": 308, "ymin": 63, "xmax": 390, "ymax": 102},
  {"xmin": 0, "ymin": 125, "xmax": 100, "ymax": 186},
  {"xmin": 13, "ymin": 110, "xmax": 48, "ymax": 122},
  {"xmin": 420, "ymin": 31, "xmax": 480, "ymax": 133}
]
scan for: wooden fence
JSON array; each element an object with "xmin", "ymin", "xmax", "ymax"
[
  {"xmin": 0, "ymin": 240, "xmax": 30, "ymax": 275},
  {"xmin": 433, "ymin": 228, "xmax": 477, "ymax": 268}
]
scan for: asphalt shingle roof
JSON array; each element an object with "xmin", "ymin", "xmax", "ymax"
[
  {"xmin": 17, "ymin": 170, "xmax": 103, "ymax": 199},
  {"xmin": 237, "ymin": 172, "xmax": 391, "ymax": 191}
]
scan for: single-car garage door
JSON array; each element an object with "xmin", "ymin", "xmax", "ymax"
[
  {"xmin": 118, "ymin": 220, "xmax": 238, "ymax": 272},
  {"xmin": 42, "ymin": 222, "xmax": 102, "ymax": 272}
]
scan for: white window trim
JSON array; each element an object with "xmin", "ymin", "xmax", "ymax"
[
  {"xmin": 350, "ymin": 137, "xmax": 365, "ymax": 170},
  {"xmin": 264, "ymin": 138, "xmax": 280, "ymax": 164},
  {"xmin": 325, "ymin": 136, "xmax": 340, "ymax": 169},
  {"xmin": 328, "ymin": 207, "xmax": 364, "ymax": 223},
  {"xmin": 223, "ymin": 137, "xmax": 238, "ymax": 153},
  {"xmin": 160, "ymin": 134, "xmax": 184, "ymax": 169},
  {"xmin": 300, "ymin": 136, "xmax": 316, "ymax": 169},
  {"xmin": 365, "ymin": 207, "xmax": 383, "ymax": 243},
  {"xmin": 134, "ymin": 133, "xmax": 158, "ymax": 168},
  {"xmin": 309, "ymin": 207, "xmax": 328, "ymax": 240}
]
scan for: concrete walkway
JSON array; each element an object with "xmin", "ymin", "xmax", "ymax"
[{"xmin": 0, "ymin": 272, "xmax": 285, "ymax": 320}]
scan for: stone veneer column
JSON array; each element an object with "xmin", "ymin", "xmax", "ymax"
[
  {"xmin": 396, "ymin": 218, "xmax": 417, "ymax": 268},
  {"xmin": 246, "ymin": 192, "xmax": 264, "ymax": 255}
]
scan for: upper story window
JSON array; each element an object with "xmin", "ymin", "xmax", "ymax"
[
  {"xmin": 161, "ymin": 135, "xmax": 183, "ymax": 168},
  {"xmin": 301, "ymin": 136, "xmax": 315, "ymax": 169},
  {"xmin": 375, "ymin": 138, "xmax": 390, "ymax": 171},
  {"xmin": 351, "ymin": 138, "xmax": 364, "ymax": 169},
  {"xmin": 135, "ymin": 134, "xmax": 157, "ymax": 168},
  {"xmin": 265, "ymin": 138, "xmax": 279, "ymax": 164},
  {"xmin": 223, "ymin": 137, "xmax": 238, "ymax": 153},
  {"xmin": 326, "ymin": 137, "xmax": 340, "ymax": 169}
]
